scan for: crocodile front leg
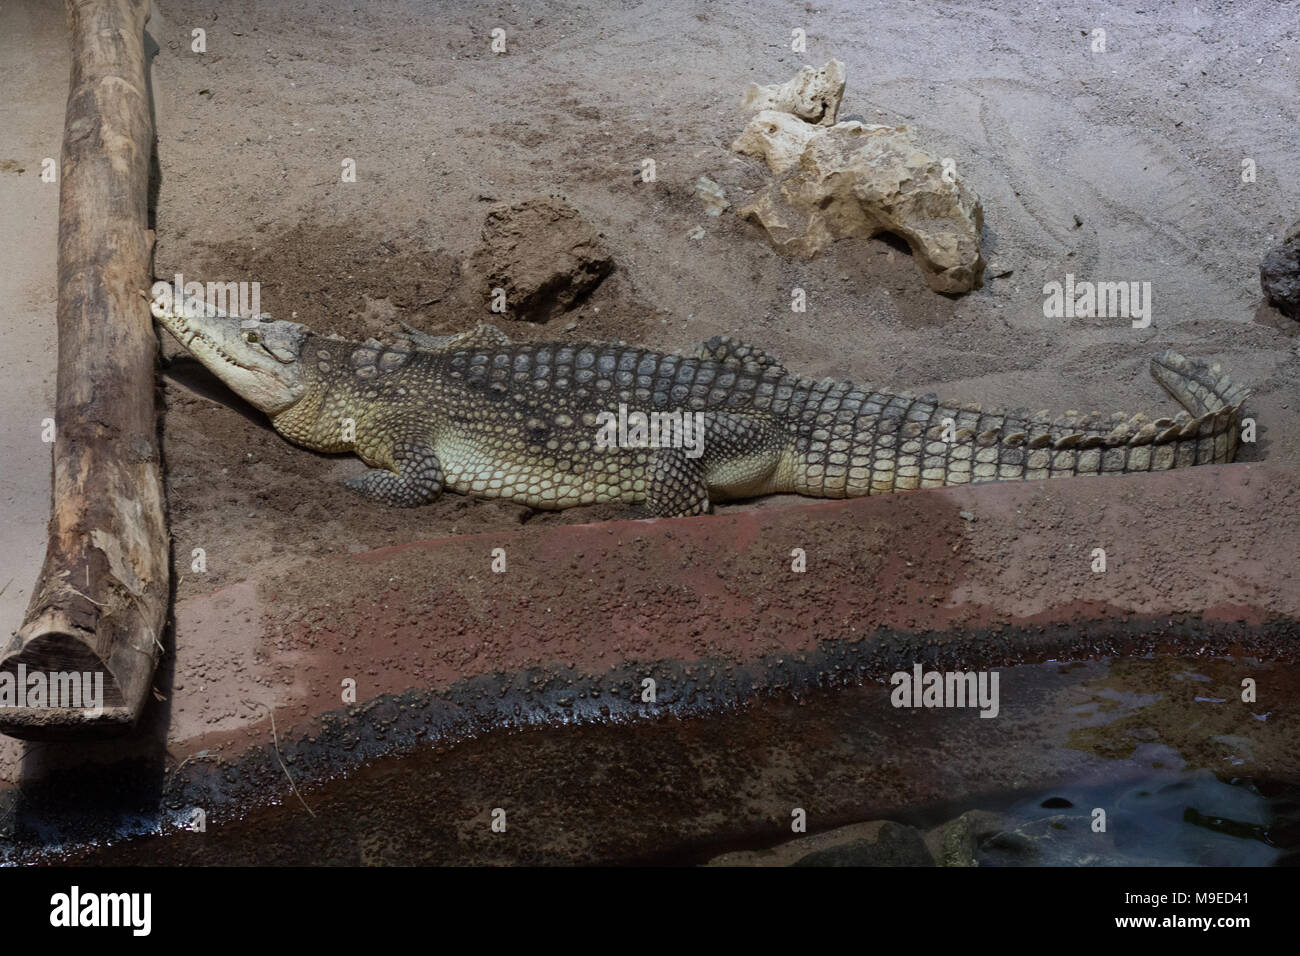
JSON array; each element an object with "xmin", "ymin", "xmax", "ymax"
[
  {"xmin": 696, "ymin": 335, "xmax": 788, "ymax": 374},
  {"xmin": 398, "ymin": 322, "xmax": 511, "ymax": 351},
  {"xmin": 343, "ymin": 437, "xmax": 445, "ymax": 507}
]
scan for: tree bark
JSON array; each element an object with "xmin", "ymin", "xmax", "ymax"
[{"xmin": 0, "ymin": 0, "xmax": 166, "ymax": 738}]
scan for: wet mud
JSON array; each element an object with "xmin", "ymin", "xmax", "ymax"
[{"xmin": 6, "ymin": 645, "xmax": 1299, "ymax": 866}]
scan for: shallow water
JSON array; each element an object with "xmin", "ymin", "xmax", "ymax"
[
  {"xmin": 891, "ymin": 771, "xmax": 1293, "ymax": 867},
  {"xmin": 26, "ymin": 653, "xmax": 1295, "ymax": 866}
]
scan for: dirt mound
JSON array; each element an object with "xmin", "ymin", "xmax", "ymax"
[{"xmin": 465, "ymin": 196, "xmax": 614, "ymax": 322}]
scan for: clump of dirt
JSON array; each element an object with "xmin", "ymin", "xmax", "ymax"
[{"xmin": 465, "ymin": 195, "xmax": 615, "ymax": 322}]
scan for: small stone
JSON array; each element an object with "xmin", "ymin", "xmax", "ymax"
[{"xmin": 694, "ymin": 176, "xmax": 730, "ymax": 216}]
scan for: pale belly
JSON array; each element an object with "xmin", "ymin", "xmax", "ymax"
[{"xmin": 439, "ymin": 442, "xmax": 649, "ymax": 510}]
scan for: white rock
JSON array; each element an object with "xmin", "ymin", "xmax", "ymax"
[
  {"xmin": 730, "ymin": 110, "xmax": 824, "ymax": 174},
  {"xmin": 741, "ymin": 60, "xmax": 846, "ymax": 126},
  {"xmin": 736, "ymin": 122, "xmax": 985, "ymax": 293},
  {"xmin": 694, "ymin": 175, "xmax": 730, "ymax": 216}
]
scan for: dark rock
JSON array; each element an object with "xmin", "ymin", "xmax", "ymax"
[
  {"xmin": 792, "ymin": 821, "xmax": 933, "ymax": 866},
  {"xmin": 1260, "ymin": 220, "xmax": 1300, "ymax": 320},
  {"xmin": 924, "ymin": 809, "xmax": 1003, "ymax": 866},
  {"xmin": 706, "ymin": 819, "xmax": 933, "ymax": 867}
]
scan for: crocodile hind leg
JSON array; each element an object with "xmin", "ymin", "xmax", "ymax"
[
  {"xmin": 343, "ymin": 438, "xmax": 444, "ymax": 507},
  {"xmin": 643, "ymin": 447, "xmax": 711, "ymax": 517},
  {"xmin": 641, "ymin": 413, "xmax": 787, "ymax": 517}
]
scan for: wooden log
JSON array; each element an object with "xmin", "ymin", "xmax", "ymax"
[{"xmin": 0, "ymin": 0, "xmax": 166, "ymax": 738}]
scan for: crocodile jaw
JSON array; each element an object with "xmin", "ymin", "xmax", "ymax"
[{"xmin": 150, "ymin": 288, "xmax": 309, "ymax": 415}]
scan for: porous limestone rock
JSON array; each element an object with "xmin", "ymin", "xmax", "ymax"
[
  {"xmin": 741, "ymin": 59, "xmax": 846, "ymax": 126},
  {"xmin": 730, "ymin": 109, "xmax": 823, "ymax": 174},
  {"xmin": 734, "ymin": 119, "xmax": 985, "ymax": 293},
  {"xmin": 465, "ymin": 196, "xmax": 614, "ymax": 322}
]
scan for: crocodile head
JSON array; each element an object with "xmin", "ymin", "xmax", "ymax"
[{"xmin": 149, "ymin": 287, "xmax": 311, "ymax": 415}]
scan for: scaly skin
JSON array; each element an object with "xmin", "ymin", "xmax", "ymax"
[{"xmin": 150, "ymin": 290, "xmax": 1250, "ymax": 517}]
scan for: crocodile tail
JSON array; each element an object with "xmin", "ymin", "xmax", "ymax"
[
  {"xmin": 1148, "ymin": 350, "xmax": 1250, "ymax": 464},
  {"xmin": 1150, "ymin": 350, "xmax": 1250, "ymax": 416}
]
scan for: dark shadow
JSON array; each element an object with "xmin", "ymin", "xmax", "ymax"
[
  {"xmin": 873, "ymin": 230, "xmax": 913, "ymax": 257},
  {"xmin": 145, "ymin": 29, "xmax": 160, "ymax": 231},
  {"xmin": 160, "ymin": 355, "xmax": 276, "ymax": 430},
  {"xmin": 871, "ymin": 230, "xmax": 980, "ymax": 300},
  {"xmin": 1252, "ymin": 299, "xmax": 1299, "ymax": 333}
]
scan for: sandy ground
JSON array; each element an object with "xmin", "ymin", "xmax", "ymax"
[
  {"xmin": 140, "ymin": 0, "xmax": 1300, "ymax": 600},
  {"xmin": 1, "ymin": 0, "xmax": 1298, "ymax": 849},
  {"xmin": 0, "ymin": 2, "xmax": 65, "ymax": 643}
]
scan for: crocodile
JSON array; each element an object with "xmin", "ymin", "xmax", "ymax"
[{"xmin": 149, "ymin": 288, "xmax": 1250, "ymax": 517}]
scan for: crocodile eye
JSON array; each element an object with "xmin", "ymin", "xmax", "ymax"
[{"xmin": 243, "ymin": 330, "xmax": 260, "ymax": 344}]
